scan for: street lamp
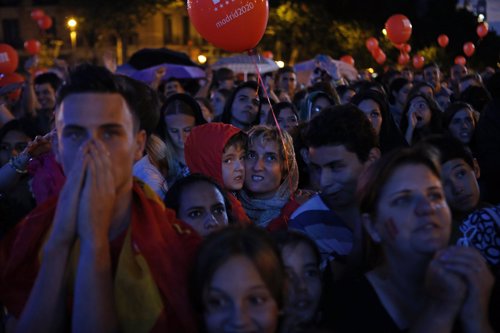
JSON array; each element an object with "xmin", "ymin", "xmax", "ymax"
[{"xmin": 67, "ymin": 18, "xmax": 77, "ymax": 50}]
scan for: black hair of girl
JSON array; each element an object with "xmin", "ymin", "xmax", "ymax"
[
  {"xmin": 155, "ymin": 93, "xmax": 207, "ymax": 141},
  {"xmin": 442, "ymin": 102, "xmax": 476, "ymax": 130},
  {"xmin": 269, "ymin": 102, "xmax": 299, "ymax": 124},
  {"xmin": 388, "ymin": 77, "xmax": 410, "ymax": 105},
  {"xmin": 350, "ymin": 89, "xmax": 408, "ymax": 154},
  {"xmin": 220, "ymin": 80, "xmax": 262, "ymax": 125},
  {"xmin": 400, "ymin": 92, "xmax": 443, "ymax": 145},
  {"xmin": 270, "ymin": 230, "xmax": 321, "ymax": 265},
  {"xmin": 164, "ymin": 173, "xmax": 234, "ymax": 224},
  {"xmin": 0, "ymin": 119, "xmax": 36, "ymax": 143},
  {"xmin": 190, "ymin": 225, "xmax": 286, "ymax": 314}
]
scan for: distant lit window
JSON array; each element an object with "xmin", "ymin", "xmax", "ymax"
[{"xmin": 163, "ymin": 14, "xmax": 172, "ymax": 44}]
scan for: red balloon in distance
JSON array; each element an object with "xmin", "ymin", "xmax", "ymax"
[
  {"xmin": 24, "ymin": 39, "xmax": 41, "ymax": 55},
  {"xmin": 262, "ymin": 50, "xmax": 273, "ymax": 60},
  {"xmin": 463, "ymin": 42, "xmax": 475, "ymax": 57},
  {"xmin": 437, "ymin": 34, "xmax": 449, "ymax": 48},
  {"xmin": 365, "ymin": 37, "xmax": 379, "ymax": 52},
  {"xmin": 398, "ymin": 52, "xmax": 410, "ymax": 65},
  {"xmin": 455, "ymin": 56, "xmax": 466, "ymax": 66},
  {"xmin": 37, "ymin": 15, "xmax": 53, "ymax": 30},
  {"xmin": 187, "ymin": 0, "xmax": 269, "ymax": 53},
  {"xmin": 375, "ymin": 51, "xmax": 386, "ymax": 65},
  {"xmin": 412, "ymin": 54, "xmax": 425, "ymax": 69},
  {"xmin": 371, "ymin": 46, "xmax": 382, "ymax": 58},
  {"xmin": 477, "ymin": 22, "xmax": 488, "ymax": 38},
  {"xmin": 403, "ymin": 44, "xmax": 411, "ymax": 53},
  {"xmin": 0, "ymin": 43, "xmax": 19, "ymax": 74},
  {"xmin": 0, "ymin": 72, "xmax": 24, "ymax": 102},
  {"xmin": 30, "ymin": 9, "xmax": 45, "ymax": 21},
  {"xmin": 340, "ymin": 55, "xmax": 355, "ymax": 66},
  {"xmin": 385, "ymin": 14, "xmax": 412, "ymax": 44}
]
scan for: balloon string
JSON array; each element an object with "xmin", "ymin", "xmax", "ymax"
[{"xmin": 247, "ymin": 49, "xmax": 295, "ymax": 199}]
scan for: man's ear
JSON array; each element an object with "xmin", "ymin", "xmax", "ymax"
[
  {"xmin": 134, "ymin": 130, "xmax": 147, "ymax": 162},
  {"xmin": 472, "ymin": 158, "xmax": 481, "ymax": 179},
  {"xmin": 362, "ymin": 213, "xmax": 382, "ymax": 243}
]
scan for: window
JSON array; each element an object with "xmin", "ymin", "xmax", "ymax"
[
  {"xmin": 163, "ymin": 14, "xmax": 172, "ymax": 44},
  {"xmin": 182, "ymin": 16, "xmax": 190, "ymax": 45}
]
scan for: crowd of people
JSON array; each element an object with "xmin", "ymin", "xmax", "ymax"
[{"xmin": 0, "ymin": 52, "xmax": 499, "ymax": 333}]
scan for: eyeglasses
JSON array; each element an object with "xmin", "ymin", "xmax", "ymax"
[{"xmin": 0, "ymin": 142, "xmax": 28, "ymax": 153}]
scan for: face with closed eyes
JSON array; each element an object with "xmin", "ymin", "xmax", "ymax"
[
  {"xmin": 203, "ymin": 255, "xmax": 280, "ymax": 333},
  {"xmin": 177, "ymin": 181, "xmax": 228, "ymax": 237},
  {"xmin": 165, "ymin": 113, "xmax": 196, "ymax": 151},
  {"xmin": 244, "ymin": 140, "xmax": 283, "ymax": 199}
]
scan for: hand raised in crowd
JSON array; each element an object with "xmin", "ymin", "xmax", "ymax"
[
  {"xmin": 25, "ymin": 132, "xmax": 53, "ymax": 158},
  {"xmin": 77, "ymin": 139, "xmax": 116, "ymax": 246}
]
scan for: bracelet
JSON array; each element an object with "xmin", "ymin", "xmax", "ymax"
[{"xmin": 8, "ymin": 154, "xmax": 31, "ymax": 174}]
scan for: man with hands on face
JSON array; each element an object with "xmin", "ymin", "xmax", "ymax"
[{"xmin": 0, "ymin": 65, "xmax": 201, "ymax": 333}]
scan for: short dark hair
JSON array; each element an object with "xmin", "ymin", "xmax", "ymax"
[
  {"xmin": 223, "ymin": 131, "xmax": 247, "ymax": 153},
  {"xmin": 419, "ymin": 135, "xmax": 474, "ymax": 168},
  {"xmin": 304, "ymin": 104, "xmax": 378, "ymax": 163},
  {"xmin": 34, "ymin": 72, "xmax": 62, "ymax": 91},
  {"xmin": 191, "ymin": 225, "xmax": 286, "ymax": 313},
  {"xmin": 57, "ymin": 64, "xmax": 160, "ymax": 135},
  {"xmin": 423, "ymin": 62, "xmax": 440, "ymax": 71},
  {"xmin": 164, "ymin": 173, "xmax": 233, "ymax": 223}
]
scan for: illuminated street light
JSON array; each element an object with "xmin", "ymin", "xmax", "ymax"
[
  {"xmin": 478, "ymin": 14, "xmax": 485, "ymax": 22},
  {"xmin": 198, "ymin": 54, "xmax": 207, "ymax": 64},
  {"xmin": 275, "ymin": 60, "xmax": 285, "ymax": 68},
  {"xmin": 382, "ymin": 28, "xmax": 387, "ymax": 36},
  {"xmin": 67, "ymin": 18, "xmax": 78, "ymax": 50}
]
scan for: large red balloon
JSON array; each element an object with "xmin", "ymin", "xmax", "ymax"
[
  {"xmin": 0, "ymin": 72, "xmax": 24, "ymax": 102},
  {"xmin": 30, "ymin": 9, "xmax": 45, "ymax": 21},
  {"xmin": 412, "ymin": 54, "xmax": 425, "ymax": 69},
  {"xmin": 463, "ymin": 42, "xmax": 475, "ymax": 57},
  {"xmin": 37, "ymin": 16, "xmax": 53, "ymax": 30},
  {"xmin": 385, "ymin": 14, "xmax": 412, "ymax": 44},
  {"xmin": 437, "ymin": 34, "xmax": 449, "ymax": 48},
  {"xmin": 365, "ymin": 37, "xmax": 379, "ymax": 52},
  {"xmin": 187, "ymin": 0, "xmax": 269, "ymax": 52},
  {"xmin": 455, "ymin": 56, "xmax": 466, "ymax": 66},
  {"xmin": 398, "ymin": 52, "xmax": 410, "ymax": 65},
  {"xmin": 477, "ymin": 22, "xmax": 488, "ymax": 38},
  {"xmin": 0, "ymin": 44, "xmax": 19, "ymax": 74},
  {"xmin": 340, "ymin": 55, "xmax": 355, "ymax": 66},
  {"xmin": 24, "ymin": 39, "xmax": 41, "ymax": 55}
]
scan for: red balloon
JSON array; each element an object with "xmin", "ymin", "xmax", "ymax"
[
  {"xmin": 398, "ymin": 52, "xmax": 410, "ymax": 65},
  {"xmin": 0, "ymin": 44, "xmax": 19, "ymax": 74},
  {"xmin": 412, "ymin": 54, "xmax": 425, "ymax": 69},
  {"xmin": 187, "ymin": 0, "xmax": 269, "ymax": 53},
  {"xmin": 262, "ymin": 50, "xmax": 273, "ymax": 60},
  {"xmin": 454, "ymin": 56, "xmax": 466, "ymax": 66},
  {"xmin": 365, "ymin": 37, "xmax": 379, "ymax": 52},
  {"xmin": 401, "ymin": 43, "xmax": 411, "ymax": 53},
  {"xmin": 375, "ymin": 51, "xmax": 386, "ymax": 65},
  {"xmin": 0, "ymin": 72, "xmax": 24, "ymax": 102},
  {"xmin": 30, "ymin": 9, "xmax": 45, "ymax": 21},
  {"xmin": 477, "ymin": 22, "xmax": 488, "ymax": 38},
  {"xmin": 385, "ymin": 14, "xmax": 412, "ymax": 44},
  {"xmin": 371, "ymin": 47, "xmax": 382, "ymax": 58},
  {"xmin": 437, "ymin": 34, "xmax": 449, "ymax": 48},
  {"xmin": 37, "ymin": 16, "xmax": 53, "ymax": 30},
  {"xmin": 24, "ymin": 39, "xmax": 41, "ymax": 55},
  {"xmin": 463, "ymin": 42, "xmax": 475, "ymax": 57},
  {"xmin": 340, "ymin": 55, "xmax": 355, "ymax": 66}
]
